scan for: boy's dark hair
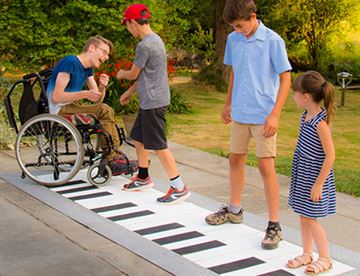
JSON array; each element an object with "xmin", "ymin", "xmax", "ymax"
[
  {"xmin": 223, "ymin": 0, "xmax": 256, "ymax": 23},
  {"xmin": 136, "ymin": 9, "xmax": 150, "ymax": 25},
  {"xmin": 136, "ymin": 19, "xmax": 150, "ymax": 25}
]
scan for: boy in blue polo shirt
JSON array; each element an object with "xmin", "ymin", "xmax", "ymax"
[{"xmin": 205, "ymin": 0, "xmax": 292, "ymax": 250}]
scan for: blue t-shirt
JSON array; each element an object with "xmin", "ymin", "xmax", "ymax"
[
  {"xmin": 47, "ymin": 55, "xmax": 93, "ymax": 114},
  {"xmin": 224, "ymin": 21, "xmax": 292, "ymax": 124}
]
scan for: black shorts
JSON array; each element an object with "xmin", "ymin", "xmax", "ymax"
[{"xmin": 130, "ymin": 106, "xmax": 168, "ymax": 150}]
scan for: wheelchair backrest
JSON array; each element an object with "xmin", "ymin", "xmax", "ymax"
[{"xmin": 4, "ymin": 68, "xmax": 53, "ymax": 133}]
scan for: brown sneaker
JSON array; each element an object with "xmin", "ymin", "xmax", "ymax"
[
  {"xmin": 205, "ymin": 206, "xmax": 243, "ymax": 225},
  {"xmin": 261, "ymin": 223, "xmax": 282, "ymax": 249}
]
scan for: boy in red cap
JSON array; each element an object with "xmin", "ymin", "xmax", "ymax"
[{"xmin": 117, "ymin": 3, "xmax": 191, "ymax": 204}]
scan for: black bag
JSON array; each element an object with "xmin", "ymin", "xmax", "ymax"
[{"xmin": 18, "ymin": 80, "xmax": 48, "ymax": 125}]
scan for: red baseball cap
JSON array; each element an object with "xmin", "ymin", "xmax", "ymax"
[{"xmin": 121, "ymin": 4, "xmax": 151, "ymax": 25}]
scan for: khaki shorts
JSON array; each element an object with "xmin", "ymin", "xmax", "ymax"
[{"xmin": 230, "ymin": 122, "xmax": 277, "ymax": 158}]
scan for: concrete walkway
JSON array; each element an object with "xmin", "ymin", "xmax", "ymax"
[{"xmin": 0, "ymin": 142, "xmax": 359, "ymax": 275}]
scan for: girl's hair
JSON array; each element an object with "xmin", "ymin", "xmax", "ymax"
[
  {"xmin": 292, "ymin": 70, "xmax": 335, "ymax": 123},
  {"xmin": 223, "ymin": 0, "xmax": 256, "ymax": 23},
  {"xmin": 82, "ymin": 35, "xmax": 114, "ymax": 55}
]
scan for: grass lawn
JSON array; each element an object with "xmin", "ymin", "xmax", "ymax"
[
  {"xmin": 168, "ymin": 79, "xmax": 360, "ymax": 197},
  {"xmin": 1, "ymin": 74, "xmax": 358, "ymax": 197}
]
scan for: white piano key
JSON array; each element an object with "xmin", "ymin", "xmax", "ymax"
[{"xmin": 50, "ymin": 182, "xmax": 90, "ymax": 192}]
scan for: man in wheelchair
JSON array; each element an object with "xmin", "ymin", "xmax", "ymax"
[{"xmin": 46, "ymin": 35, "xmax": 134, "ymax": 175}]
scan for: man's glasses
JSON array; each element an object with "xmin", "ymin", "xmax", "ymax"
[{"xmin": 96, "ymin": 46, "xmax": 110, "ymax": 56}]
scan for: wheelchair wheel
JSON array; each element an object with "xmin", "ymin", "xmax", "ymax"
[
  {"xmin": 15, "ymin": 114, "xmax": 84, "ymax": 186},
  {"xmin": 87, "ymin": 163, "xmax": 112, "ymax": 187}
]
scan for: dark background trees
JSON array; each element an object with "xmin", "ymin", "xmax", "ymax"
[
  {"xmin": 261, "ymin": 0, "xmax": 351, "ymax": 75},
  {"xmin": 1, "ymin": 0, "xmax": 359, "ymax": 83},
  {"xmin": 0, "ymin": 0, "xmax": 196, "ymax": 68},
  {"xmin": 0, "ymin": 1, "xmax": 128, "ymax": 67}
]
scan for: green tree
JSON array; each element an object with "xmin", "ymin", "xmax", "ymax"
[
  {"xmin": 0, "ymin": 0, "xmax": 199, "ymax": 70},
  {"xmin": 0, "ymin": 0, "xmax": 131, "ymax": 69},
  {"xmin": 270, "ymin": 0, "xmax": 350, "ymax": 72},
  {"xmin": 208, "ymin": 0, "xmax": 355, "ymax": 76}
]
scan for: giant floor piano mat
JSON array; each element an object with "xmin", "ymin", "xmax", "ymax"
[{"xmin": 2, "ymin": 171, "xmax": 355, "ymax": 276}]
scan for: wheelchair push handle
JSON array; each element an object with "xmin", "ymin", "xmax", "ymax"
[
  {"xmin": 39, "ymin": 68, "xmax": 53, "ymax": 77},
  {"xmin": 23, "ymin": 69, "xmax": 53, "ymax": 80},
  {"xmin": 22, "ymin": 72, "xmax": 40, "ymax": 80}
]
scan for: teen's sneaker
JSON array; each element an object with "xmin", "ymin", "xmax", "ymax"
[
  {"xmin": 156, "ymin": 186, "xmax": 191, "ymax": 204},
  {"xmin": 122, "ymin": 175, "xmax": 154, "ymax": 191},
  {"xmin": 205, "ymin": 206, "xmax": 243, "ymax": 225},
  {"xmin": 261, "ymin": 223, "xmax": 282, "ymax": 249}
]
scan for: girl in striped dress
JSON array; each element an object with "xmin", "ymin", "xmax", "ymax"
[{"xmin": 287, "ymin": 71, "xmax": 336, "ymax": 274}]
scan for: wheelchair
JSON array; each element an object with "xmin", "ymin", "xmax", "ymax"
[{"xmin": 4, "ymin": 69, "xmax": 137, "ymax": 187}]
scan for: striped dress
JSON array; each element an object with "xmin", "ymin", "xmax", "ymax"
[{"xmin": 288, "ymin": 110, "xmax": 336, "ymax": 218}]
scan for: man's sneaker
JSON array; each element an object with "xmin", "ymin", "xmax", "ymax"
[
  {"xmin": 205, "ymin": 206, "xmax": 243, "ymax": 225},
  {"xmin": 122, "ymin": 175, "xmax": 154, "ymax": 191},
  {"xmin": 156, "ymin": 186, "xmax": 191, "ymax": 204},
  {"xmin": 108, "ymin": 156, "xmax": 138, "ymax": 176},
  {"xmin": 261, "ymin": 223, "xmax": 282, "ymax": 250}
]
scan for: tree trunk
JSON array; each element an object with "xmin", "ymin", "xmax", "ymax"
[{"xmin": 214, "ymin": 0, "xmax": 231, "ymax": 85}]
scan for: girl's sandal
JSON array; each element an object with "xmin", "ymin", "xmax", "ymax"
[
  {"xmin": 287, "ymin": 253, "xmax": 313, "ymax": 268},
  {"xmin": 305, "ymin": 257, "xmax": 333, "ymax": 274}
]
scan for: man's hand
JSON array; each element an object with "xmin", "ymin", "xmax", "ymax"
[
  {"xmin": 116, "ymin": 70, "xmax": 125, "ymax": 80},
  {"xmin": 99, "ymin": 73, "xmax": 109, "ymax": 88},
  {"xmin": 263, "ymin": 113, "xmax": 279, "ymax": 138},
  {"xmin": 86, "ymin": 89, "xmax": 102, "ymax": 102},
  {"xmin": 221, "ymin": 105, "xmax": 232, "ymax": 124},
  {"xmin": 120, "ymin": 90, "xmax": 133, "ymax": 106}
]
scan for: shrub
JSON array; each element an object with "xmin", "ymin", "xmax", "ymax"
[
  {"xmin": 194, "ymin": 63, "xmax": 228, "ymax": 92},
  {"xmin": 0, "ymin": 103, "xmax": 17, "ymax": 150},
  {"xmin": 168, "ymin": 88, "xmax": 191, "ymax": 114}
]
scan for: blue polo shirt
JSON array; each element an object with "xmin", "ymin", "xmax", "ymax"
[
  {"xmin": 47, "ymin": 55, "xmax": 93, "ymax": 114},
  {"xmin": 224, "ymin": 21, "xmax": 292, "ymax": 124}
]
